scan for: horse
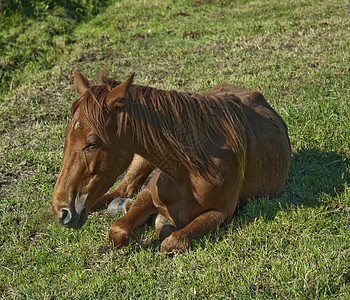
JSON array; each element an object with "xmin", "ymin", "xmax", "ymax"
[{"xmin": 52, "ymin": 72, "xmax": 291, "ymax": 253}]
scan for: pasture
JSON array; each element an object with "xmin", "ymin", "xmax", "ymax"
[{"xmin": 1, "ymin": 0, "xmax": 349, "ymax": 298}]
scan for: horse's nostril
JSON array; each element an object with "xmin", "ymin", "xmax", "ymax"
[{"xmin": 61, "ymin": 209, "xmax": 72, "ymax": 225}]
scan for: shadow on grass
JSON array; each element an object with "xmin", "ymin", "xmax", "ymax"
[
  {"xmin": 234, "ymin": 148, "xmax": 350, "ymax": 223},
  {"xmin": 2, "ymin": 1, "xmax": 112, "ymax": 20},
  {"xmin": 129, "ymin": 148, "xmax": 349, "ymax": 252}
]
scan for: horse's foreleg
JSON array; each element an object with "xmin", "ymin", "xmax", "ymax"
[
  {"xmin": 160, "ymin": 209, "xmax": 227, "ymax": 253},
  {"xmin": 108, "ymin": 188, "xmax": 157, "ymax": 248},
  {"xmin": 89, "ymin": 155, "xmax": 154, "ymax": 212}
]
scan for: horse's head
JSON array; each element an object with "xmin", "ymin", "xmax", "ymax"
[{"xmin": 52, "ymin": 72, "xmax": 135, "ymax": 229}]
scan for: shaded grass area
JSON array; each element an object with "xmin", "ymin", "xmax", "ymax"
[
  {"xmin": 1, "ymin": 0, "xmax": 350, "ymax": 298},
  {"xmin": 0, "ymin": 0, "xmax": 115, "ymax": 95}
]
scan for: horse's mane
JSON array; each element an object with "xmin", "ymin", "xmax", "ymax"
[{"xmin": 72, "ymin": 76, "xmax": 247, "ymax": 178}]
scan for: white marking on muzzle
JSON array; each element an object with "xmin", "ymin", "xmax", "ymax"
[{"xmin": 75, "ymin": 193, "xmax": 88, "ymax": 215}]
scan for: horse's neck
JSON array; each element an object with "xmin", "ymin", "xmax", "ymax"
[
  {"xmin": 133, "ymin": 141, "xmax": 184, "ymax": 180},
  {"xmin": 128, "ymin": 86, "xmax": 187, "ymax": 180}
]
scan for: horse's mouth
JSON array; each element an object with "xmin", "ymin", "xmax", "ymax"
[{"xmin": 75, "ymin": 208, "xmax": 88, "ymax": 229}]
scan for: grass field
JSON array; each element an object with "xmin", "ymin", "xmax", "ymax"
[{"xmin": 1, "ymin": 0, "xmax": 350, "ymax": 298}]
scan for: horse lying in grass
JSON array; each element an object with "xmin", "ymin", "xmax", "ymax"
[{"xmin": 52, "ymin": 72, "xmax": 291, "ymax": 253}]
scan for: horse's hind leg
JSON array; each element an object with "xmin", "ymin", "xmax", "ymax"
[
  {"xmin": 89, "ymin": 155, "xmax": 154, "ymax": 212},
  {"xmin": 154, "ymin": 214, "xmax": 176, "ymax": 242}
]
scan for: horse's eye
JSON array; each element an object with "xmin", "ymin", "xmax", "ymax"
[{"xmin": 84, "ymin": 141, "xmax": 99, "ymax": 151}]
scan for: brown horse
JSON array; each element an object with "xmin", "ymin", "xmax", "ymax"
[{"xmin": 52, "ymin": 72, "xmax": 291, "ymax": 252}]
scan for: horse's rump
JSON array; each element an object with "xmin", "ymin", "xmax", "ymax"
[{"xmin": 207, "ymin": 84, "xmax": 291, "ymax": 202}]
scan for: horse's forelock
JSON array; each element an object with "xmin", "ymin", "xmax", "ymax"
[{"xmin": 71, "ymin": 84, "xmax": 112, "ymax": 143}]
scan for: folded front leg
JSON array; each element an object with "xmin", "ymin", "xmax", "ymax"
[
  {"xmin": 89, "ymin": 155, "xmax": 154, "ymax": 212},
  {"xmin": 160, "ymin": 209, "xmax": 227, "ymax": 253},
  {"xmin": 108, "ymin": 188, "xmax": 157, "ymax": 248}
]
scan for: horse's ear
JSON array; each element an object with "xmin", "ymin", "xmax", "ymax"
[
  {"xmin": 74, "ymin": 72, "xmax": 90, "ymax": 95},
  {"xmin": 106, "ymin": 72, "xmax": 134, "ymax": 109}
]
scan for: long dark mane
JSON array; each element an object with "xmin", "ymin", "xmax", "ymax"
[{"xmin": 72, "ymin": 77, "xmax": 247, "ymax": 177}]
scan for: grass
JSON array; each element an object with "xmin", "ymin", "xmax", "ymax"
[{"xmin": 1, "ymin": 0, "xmax": 350, "ymax": 298}]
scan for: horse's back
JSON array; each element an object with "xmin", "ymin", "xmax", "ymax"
[
  {"xmin": 205, "ymin": 83, "xmax": 288, "ymax": 138},
  {"xmin": 207, "ymin": 84, "xmax": 279, "ymax": 118},
  {"xmin": 206, "ymin": 83, "xmax": 291, "ymax": 203}
]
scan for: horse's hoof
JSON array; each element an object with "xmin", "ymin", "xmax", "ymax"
[
  {"xmin": 107, "ymin": 198, "xmax": 133, "ymax": 217},
  {"xmin": 160, "ymin": 232, "xmax": 190, "ymax": 254},
  {"xmin": 108, "ymin": 225, "xmax": 130, "ymax": 249}
]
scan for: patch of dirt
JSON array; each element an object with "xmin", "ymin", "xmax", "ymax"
[
  {"xmin": 183, "ymin": 31, "xmax": 201, "ymax": 38},
  {"xmin": 192, "ymin": 0, "xmax": 215, "ymax": 7},
  {"xmin": 133, "ymin": 32, "xmax": 156, "ymax": 39},
  {"xmin": 73, "ymin": 50, "xmax": 124, "ymax": 64},
  {"xmin": 133, "ymin": 33, "xmax": 147, "ymax": 39},
  {"xmin": 173, "ymin": 12, "xmax": 190, "ymax": 17},
  {"xmin": 74, "ymin": 51, "xmax": 98, "ymax": 63},
  {"xmin": 100, "ymin": 51, "xmax": 124, "ymax": 62},
  {"xmin": 0, "ymin": 164, "xmax": 36, "ymax": 200}
]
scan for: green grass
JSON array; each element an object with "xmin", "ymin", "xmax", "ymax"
[{"xmin": 1, "ymin": 0, "xmax": 350, "ymax": 298}]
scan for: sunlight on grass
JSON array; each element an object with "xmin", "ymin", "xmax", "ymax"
[{"xmin": 1, "ymin": 0, "xmax": 349, "ymax": 298}]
